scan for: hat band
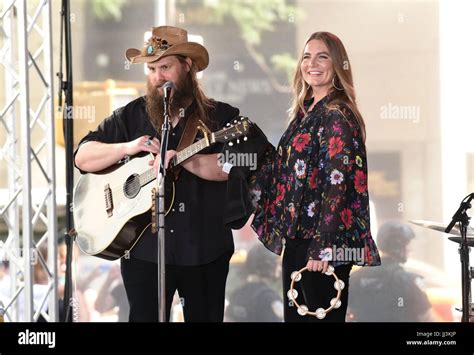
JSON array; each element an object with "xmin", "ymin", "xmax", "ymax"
[{"xmin": 141, "ymin": 36, "xmax": 173, "ymax": 57}]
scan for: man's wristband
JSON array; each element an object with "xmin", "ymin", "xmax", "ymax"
[{"xmin": 222, "ymin": 162, "xmax": 234, "ymax": 174}]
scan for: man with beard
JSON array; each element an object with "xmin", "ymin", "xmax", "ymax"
[{"xmin": 74, "ymin": 26, "xmax": 246, "ymax": 322}]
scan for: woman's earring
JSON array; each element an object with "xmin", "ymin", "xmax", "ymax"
[{"xmin": 332, "ymin": 76, "xmax": 343, "ymax": 91}]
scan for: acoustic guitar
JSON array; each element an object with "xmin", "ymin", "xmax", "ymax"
[{"xmin": 73, "ymin": 117, "xmax": 249, "ymax": 260}]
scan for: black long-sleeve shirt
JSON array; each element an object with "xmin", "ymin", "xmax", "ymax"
[{"xmin": 74, "ymin": 96, "xmax": 240, "ymax": 266}]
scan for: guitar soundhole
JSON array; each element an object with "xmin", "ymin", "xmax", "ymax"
[{"xmin": 123, "ymin": 174, "xmax": 141, "ymax": 199}]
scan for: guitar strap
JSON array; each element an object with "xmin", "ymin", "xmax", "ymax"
[{"xmin": 171, "ymin": 101, "xmax": 200, "ymax": 181}]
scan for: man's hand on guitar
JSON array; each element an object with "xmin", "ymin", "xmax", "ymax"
[
  {"xmin": 149, "ymin": 150, "xmax": 177, "ymax": 176},
  {"xmin": 124, "ymin": 135, "xmax": 161, "ymax": 156}
]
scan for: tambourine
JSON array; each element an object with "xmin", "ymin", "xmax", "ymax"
[{"xmin": 287, "ymin": 265, "xmax": 344, "ymax": 319}]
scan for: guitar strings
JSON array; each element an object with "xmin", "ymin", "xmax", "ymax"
[
  {"xmin": 106, "ymin": 139, "xmax": 206, "ymax": 197},
  {"xmin": 103, "ymin": 123, "xmax": 245, "ymax": 204}
]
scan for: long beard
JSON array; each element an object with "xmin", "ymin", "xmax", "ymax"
[{"xmin": 145, "ymin": 74, "xmax": 194, "ymax": 132}]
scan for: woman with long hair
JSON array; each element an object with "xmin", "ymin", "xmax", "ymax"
[{"xmin": 251, "ymin": 32, "xmax": 381, "ymax": 322}]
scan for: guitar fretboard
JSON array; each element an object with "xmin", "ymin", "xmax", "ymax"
[
  {"xmin": 173, "ymin": 138, "xmax": 210, "ymax": 165},
  {"xmin": 139, "ymin": 168, "xmax": 156, "ymax": 186},
  {"xmin": 138, "ymin": 137, "xmax": 211, "ymax": 186}
]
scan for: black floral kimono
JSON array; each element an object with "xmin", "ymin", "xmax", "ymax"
[{"xmin": 251, "ymin": 94, "xmax": 381, "ymax": 267}]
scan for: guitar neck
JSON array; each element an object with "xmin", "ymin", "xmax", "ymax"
[
  {"xmin": 174, "ymin": 137, "xmax": 211, "ymax": 165},
  {"xmin": 139, "ymin": 136, "xmax": 212, "ymax": 185}
]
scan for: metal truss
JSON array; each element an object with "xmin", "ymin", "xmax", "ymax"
[{"xmin": 0, "ymin": 0, "xmax": 58, "ymax": 322}]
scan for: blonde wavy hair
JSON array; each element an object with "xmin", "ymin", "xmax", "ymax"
[{"xmin": 288, "ymin": 32, "xmax": 366, "ymax": 141}]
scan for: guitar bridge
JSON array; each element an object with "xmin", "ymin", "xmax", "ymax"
[{"xmin": 104, "ymin": 183, "xmax": 113, "ymax": 217}]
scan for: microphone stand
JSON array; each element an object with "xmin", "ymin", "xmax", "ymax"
[
  {"xmin": 57, "ymin": 0, "xmax": 75, "ymax": 322},
  {"xmin": 445, "ymin": 193, "xmax": 473, "ymax": 322},
  {"xmin": 156, "ymin": 86, "xmax": 172, "ymax": 322}
]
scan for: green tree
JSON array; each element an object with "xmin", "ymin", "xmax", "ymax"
[
  {"xmin": 201, "ymin": 0, "xmax": 301, "ymax": 92},
  {"xmin": 90, "ymin": 0, "xmax": 128, "ymax": 21},
  {"xmin": 90, "ymin": 0, "xmax": 301, "ymax": 91}
]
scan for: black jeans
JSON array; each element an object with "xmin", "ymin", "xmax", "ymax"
[
  {"xmin": 121, "ymin": 251, "xmax": 232, "ymax": 322},
  {"xmin": 282, "ymin": 238, "xmax": 352, "ymax": 322}
]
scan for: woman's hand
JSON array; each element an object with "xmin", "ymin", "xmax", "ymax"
[{"xmin": 306, "ymin": 259, "xmax": 329, "ymax": 273}]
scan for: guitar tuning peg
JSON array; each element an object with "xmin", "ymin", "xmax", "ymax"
[
  {"xmin": 236, "ymin": 139, "xmax": 240, "ymax": 144},
  {"xmin": 243, "ymin": 136, "xmax": 248, "ymax": 141},
  {"xmin": 233, "ymin": 120, "xmax": 237, "ymax": 123},
  {"xmin": 226, "ymin": 123, "xmax": 231, "ymax": 127},
  {"xmin": 228, "ymin": 142, "xmax": 234, "ymax": 146}
]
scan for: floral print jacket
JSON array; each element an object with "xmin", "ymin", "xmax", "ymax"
[{"xmin": 251, "ymin": 94, "xmax": 381, "ymax": 267}]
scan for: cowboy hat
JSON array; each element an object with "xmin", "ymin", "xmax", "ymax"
[{"xmin": 125, "ymin": 26, "xmax": 209, "ymax": 72}]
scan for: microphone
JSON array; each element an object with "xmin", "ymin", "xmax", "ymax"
[
  {"xmin": 162, "ymin": 81, "xmax": 175, "ymax": 103},
  {"xmin": 160, "ymin": 81, "xmax": 175, "ymax": 176},
  {"xmin": 162, "ymin": 81, "xmax": 175, "ymax": 117}
]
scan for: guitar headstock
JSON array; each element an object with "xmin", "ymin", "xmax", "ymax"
[{"xmin": 212, "ymin": 116, "xmax": 250, "ymax": 146}]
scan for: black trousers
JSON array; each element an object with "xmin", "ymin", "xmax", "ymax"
[
  {"xmin": 282, "ymin": 238, "xmax": 352, "ymax": 322},
  {"xmin": 121, "ymin": 251, "xmax": 232, "ymax": 322}
]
